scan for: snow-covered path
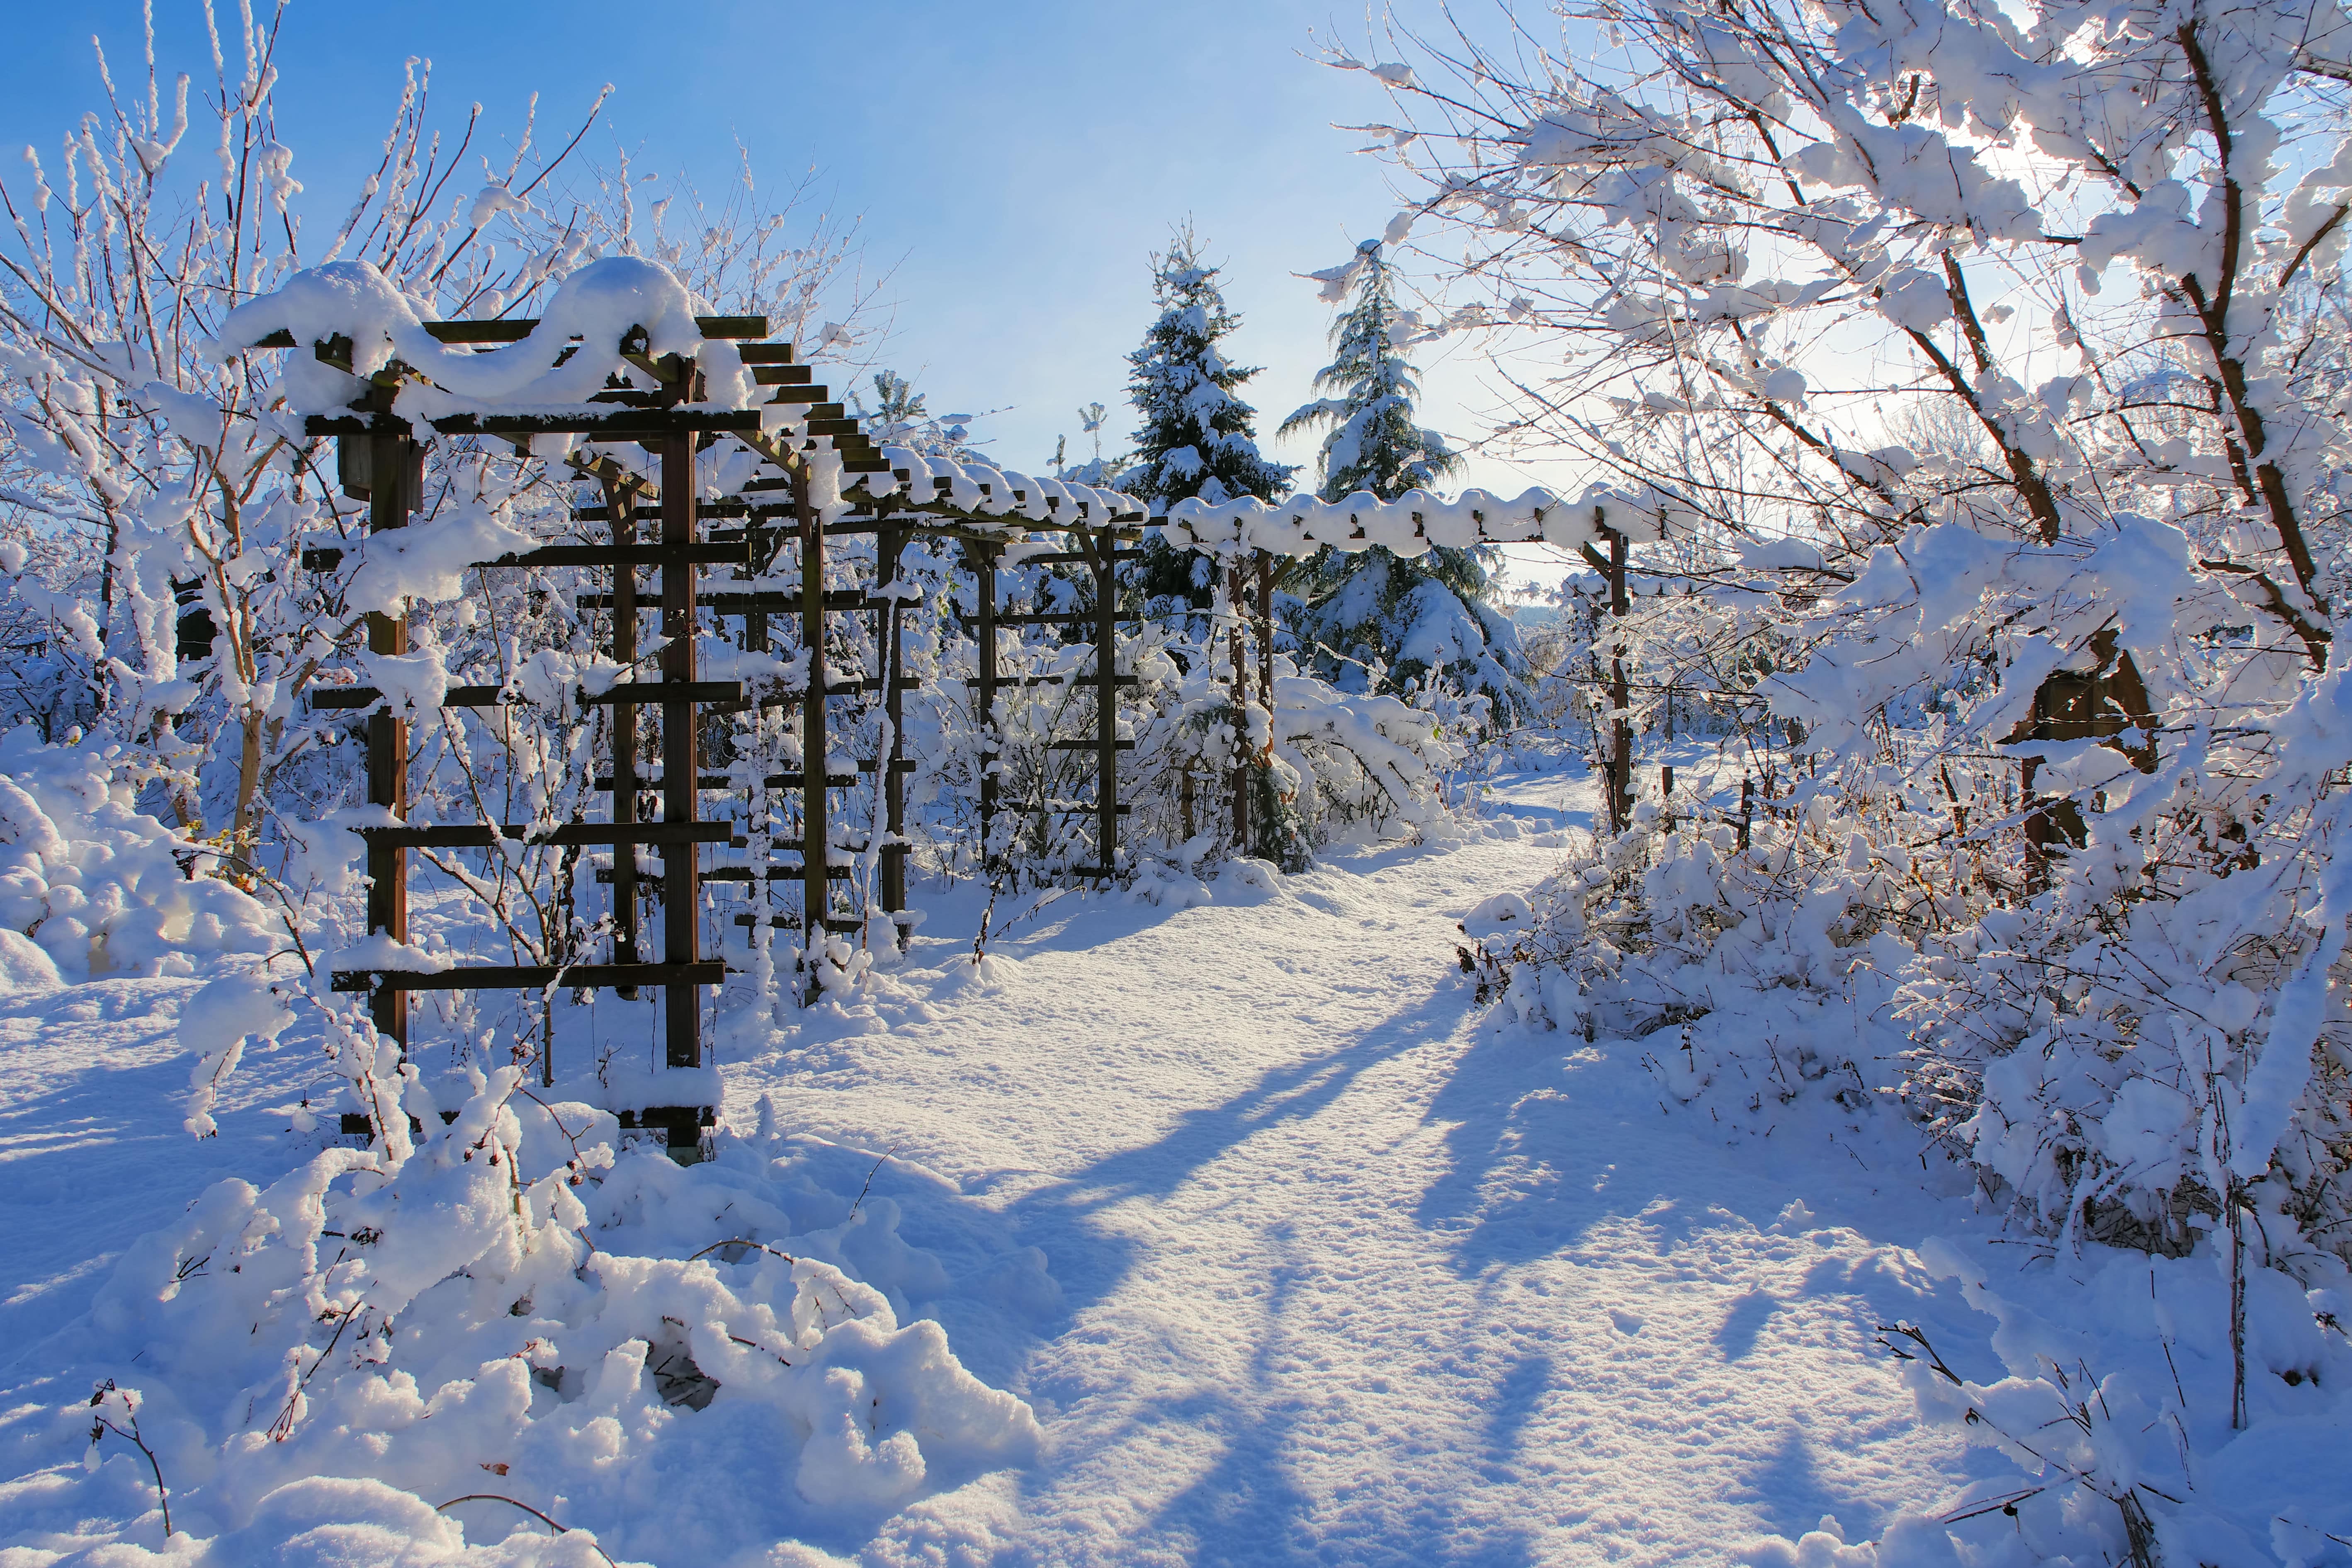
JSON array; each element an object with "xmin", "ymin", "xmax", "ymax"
[
  {"xmin": 0, "ymin": 768, "xmax": 1995, "ymax": 1566},
  {"xmin": 741, "ymin": 779, "xmax": 1983, "ymax": 1565}
]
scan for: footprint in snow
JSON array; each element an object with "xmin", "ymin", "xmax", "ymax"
[{"xmin": 1608, "ymin": 1309, "xmax": 1644, "ymax": 1335}]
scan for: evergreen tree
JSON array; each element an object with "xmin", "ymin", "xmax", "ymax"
[
  {"xmin": 1123, "ymin": 230, "xmax": 1295, "ymax": 608},
  {"xmin": 1278, "ymin": 240, "xmax": 1462, "ymax": 502},
  {"xmin": 1278, "ymin": 240, "xmax": 1522, "ymax": 723}
]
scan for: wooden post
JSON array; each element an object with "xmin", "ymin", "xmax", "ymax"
[
  {"xmin": 880, "ymin": 521, "xmax": 907, "ymax": 918},
  {"xmin": 1095, "ymin": 532, "xmax": 1119, "ymax": 876},
  {"xmin": 658, "ymin": 434, "xmax": 700, "ymax": 1068},
  {"xmin": 1739, "ymin": 773, "xmax": 1754, "ymax": 851},
  {"xmin": 607, "ymin": 477, "xmax": 641, "ymax": 1000},
  {"xmin": 361, "ymin": 427, "xmax": 417, "ymax": 1054},
  {"xmin": 1605, "ymin": 524, "xmax": 1632, "ymax": 835},
  {"xmin": 1228, "ymin": 558, "xmax": 1249, "ymax": 856},
  {"xmin": 1256, "ymin": 549, "xmax": 1274, "ymax": 729},
  {"xmin": 797, "ymin": 463, "xmax": 828, "ymax": 945},
  {"xmin": 973, "ymin": 542, "xmax": 999, "ymax": 873}
]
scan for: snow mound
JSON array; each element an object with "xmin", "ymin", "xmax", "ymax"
[
  {"xmin": 0, "ymin": 724, "xmax": 276, "ymax": 980},
  {"xmin": 32, "ymin": 1072, "xmax": 1041, "ymax": 1565}
]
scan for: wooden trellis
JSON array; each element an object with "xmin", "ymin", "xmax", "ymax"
[{"xmin": 252, "ymin": 314, "xmax": 1142, "ymax": 1157}]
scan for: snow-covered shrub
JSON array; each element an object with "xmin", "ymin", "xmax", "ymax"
[
  {"xmin": 1472, "ymin": 758, "xmax": 1965, "ymax": 1114},
  {"xmin": 1354, "ymin": 0, "xmax": 2352, "ymax": 1277},
  {"xmin": 1745, "ymin": 1239, "xmax": 2352, "ymax": 1568},
  {"xmin": 0, "ymin": 723, "xmax": 278, "ymax": 980},
  {"xmin": 45, "ymin": 1071, "xmax": 1040, "ymax": 1563}
]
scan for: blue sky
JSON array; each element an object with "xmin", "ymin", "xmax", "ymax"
[{"xmin": 0, "ymin": 1, "xmax": 1585, "ymax": 575}]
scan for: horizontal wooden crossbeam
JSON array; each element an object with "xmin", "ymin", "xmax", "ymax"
[
  {"xmin": 309, "ymin": 680, "xmax": 744, "ymax": 711},
  {"xmin": 359, "ymin": 822, "xmax": 737, "ymax": 848},
  {"xmin": 304, "ymin": 409, "xmax": 763, "ymax": 439},
  {"xmin": 578, "ymin": 682, "xmax": 744, "ymax": 705},
  {"xmin": 252, "ymin": 316, "xmax": 770, "ymax": 350},
  {"xmin": 329, "ymin": 960, "xmax": 729, "ymax": 993}
]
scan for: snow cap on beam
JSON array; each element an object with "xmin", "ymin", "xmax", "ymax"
[
  {"xmin": 1153, "ymin": 482, "xmax": 1681, "ymax": 557},
  {"xmin": 208, "ymin": 257, "xmax": 757, "ymax": 421},
  {"xmin": 842, "ymin": 447, "xmax": 1144, "ymax": 525}
]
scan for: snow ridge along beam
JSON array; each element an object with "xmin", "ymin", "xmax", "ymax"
[{"xmin": 1150, "ymin": 483, "xmax": 1691, "ymax": 558}]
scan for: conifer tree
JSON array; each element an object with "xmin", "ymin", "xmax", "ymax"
[
  {"xmin": 1280, "ymin": 240, "xmax": 1521, "ymax": 723},
  {"xmin": 1125, "ymin": 231, "xmax": 1295, "ymax": 508},
  {"xmin": 1123, "ymin": 230, "xmax": 1295, "ymax": 609}
]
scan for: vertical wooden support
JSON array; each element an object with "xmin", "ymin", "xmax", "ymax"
[
  {"xmin": 1255, "ymin": 550, "xmax": 1274, "ymax": 726},
  {"xmin": 1603, "ymin": 523, "xmax": 1632, "ymax": 835},
  {"xmin": 607, "ymin": 478, "xmax": 641, "ymax": 1000},
  {"xmin": 1228, "ymin": 558, "xmax": 1249, "ymax": 856},
  {"xmin": 362, "ymin": 429, "xmax": 417, "ymax": 1054},
  {"xmin": 879, "ymin": 520, "xmax": 907, "ymax": 917},
  {"xmin": 658, "ymin": 434, "xmax": 701, "ymax": 1068},
  {"xmin": 1094, "ymin": 532, "xmax": 1119, "ymax": 876},
  {"xmin": 797, "ymin": 464, "xmax": 828, "ymax": 943},
  {"xmin": 973, "ymin": 541, "xmax": 999, "ymax": 873}
]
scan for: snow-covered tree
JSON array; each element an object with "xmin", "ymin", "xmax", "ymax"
[
  {"xmin": 1122, "ymin": 232, "xmax": 1295, "ymax": 616},
  {"xmin": 1276, "ymin": 239, "xmax": 1520, "ymax": 723},
  {"xmin": 1280, "ymin": 240, "xmax": 1460, "ymax": 501},
  {"xmin": 1348, "ymin": 2, "xmax": 2352, "ymax": 1529},
  {"xmin": 1123, "ymin": 232, "xmax": 1294, "ymax": 510}
]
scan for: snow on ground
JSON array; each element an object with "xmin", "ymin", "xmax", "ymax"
[{"xmin": 1, "ymin": 760, "xmax": 2013, "ymax": 1564}]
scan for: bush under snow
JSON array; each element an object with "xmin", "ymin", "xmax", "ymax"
[{"xmin": 14, "ymin": 1074, "xmax": 1041, "ymax": 1565}]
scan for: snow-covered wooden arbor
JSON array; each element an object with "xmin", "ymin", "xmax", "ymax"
[
  {"xmin": 224, "ymin": 264, "xmax": 1143, "ymax": 1154},
  {"xmin": 221, "ymin": 258, "xmax": 1680, "ymax": 1155}
]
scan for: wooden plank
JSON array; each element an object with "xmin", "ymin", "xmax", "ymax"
[
  {"xmin": 329, "ymin": 960, "xmax": 728, "ymax": 993},
  {"xmin": 303, "ymin": 409, "xmax": 762, "ymax": 438},
  {"xmin": 1019, "ymin": 549, "xmax": 1146, "ymax": 566},
  {"xmin": 359, "ymin": 822, "xmax": 737, "ymax": 849},
  {"xmin": 1045, "ymin": 739, "xmax": 1135, "ymax": 751},
  {"xmin": 304, "ymin": 540, "xmax": 746, "ymax": 572},
  {"xmin": 578, "ymin": 681, "xmax": 743, "ymax": 705},
  {"xmin": 255, "ymin": 317, "xmax": 770, "ymax": 350},
  {"xmin": 494, "ymin": 541, "xmax": 746, "ymax": 568},
  {"xmin": 364, "ymin": 422, "xmax": 415, "ymax": 1056},
  {"xmin": 660, "ymin": 432, "xmax": 703, "ymax": 1069}
]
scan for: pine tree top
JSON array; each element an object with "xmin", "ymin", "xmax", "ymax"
[
  {"xmin": 1278, "ymin": 240, "xmax": 1460, "ymax": 503},
  {"xmin": 1124, "ymin": 231, "xmax": 1295, "ymax": 508}
]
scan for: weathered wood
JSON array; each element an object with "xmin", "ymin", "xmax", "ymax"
[
  {"xmin": 252, "ymin": 316, "xmax": 770, "ymax": 350},
  {"xmin": 362, "ymin": 422, "xmax": 415, "ymax": 1054},
  {"xmin": 304, "ymin": 409, "xmax": 761, "ymax": 439},
  {"xmin": 1229, "ymin": 559, "xmax": 1250, "ymax": 857},
  {"xmin": 1091, "ymin": 531, "xmax": 1120, "ymax": 879},
  {"xmin": 659, "ymin": 433, "xmax": 702, "ymax": 1069},
  {"xmin": 330, "ymin": 960, "xmax": 728, "ymax": 994},
  {"xmin": 580, "ymin": 682, "xmax": 744, "ymax": 706},
  {"xmin": 879, "ymin": 520, "xmax": 908, "ymax": 920},
  {"xmin": 797, "ymin": 464, "xmax": 829, "ymax": 950},
  {"xmin": 358, "ymin": 823, "xmax": 735, "ymax": 848},
  {"xmin": 972, "ymin": 541, "xmax": 1000, "ymax": 873}
]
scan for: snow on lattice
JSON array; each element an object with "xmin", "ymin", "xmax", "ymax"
[
  {"xmin": 1151, "ymin": 481, "xmax": 1686, "ymax": 557},
  {"xmin": 207, "ymin": 256, "xmax": 751, "ymax": 420},
  {"xmin": 841, "ymin": 446, "xmax": 1144, "ymax": 528}
]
